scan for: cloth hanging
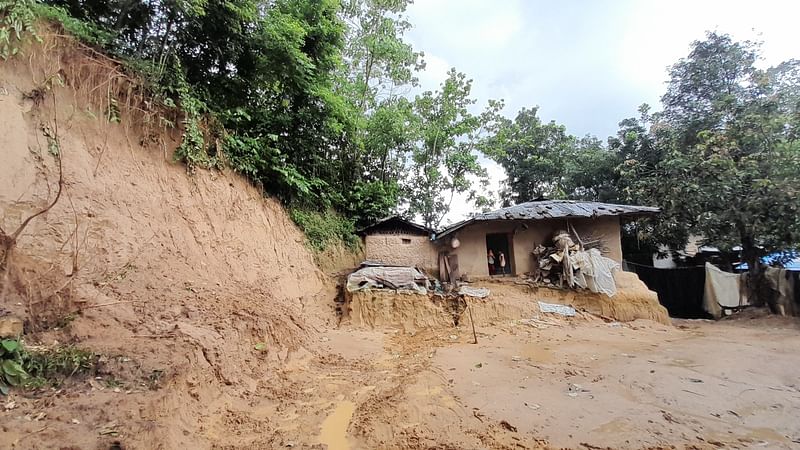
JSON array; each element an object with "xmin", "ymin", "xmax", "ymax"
[
  {"xmin": 764, "ymin": 267, "xmax": 798, "ymax": 316},
  {"xmin": 703, "ymin": 263, "xmax": 747, "ymax": 319}
]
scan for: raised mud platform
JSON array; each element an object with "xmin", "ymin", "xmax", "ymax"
[{"xmin": 343, "ymin": 271, "xmax": 670, "ymax": 331}]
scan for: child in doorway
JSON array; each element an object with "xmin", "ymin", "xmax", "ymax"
[
  {"xmin": 498, "ymin": 251, "xmax": 507, "ymax": 275},
  {"xmin": 487, "ymin": 250, "xmax": 495, "ymax": 275}
]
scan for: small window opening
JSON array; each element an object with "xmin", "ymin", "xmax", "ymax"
[{"xmin": 401, "ymin": 238, "xmax": 412, "ymax": 244}]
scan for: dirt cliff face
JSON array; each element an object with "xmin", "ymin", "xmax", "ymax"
[{"xmin": 0, "ymin": 34, "xmax": 336, "ymax": 448}]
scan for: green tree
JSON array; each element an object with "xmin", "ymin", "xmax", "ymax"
[
  {"xmin": 611, "ymin": 105, "xmax": 690, "ymax": 255},
  {"xmin": 563, "ymin": 135, "xmax": 620, "ymax": 202},
  {"xmin": 483, "ymin": 107, "xmax": 576, "ymax": 205},
  {"xmin": 620, "ymin": 32, "xmax": 800, "ymax": 302},
  {"xmin": 339, "ymin": 0, "xmax": 423, "ymax": 111},
  {"xmin": 406, "ymin": 69, "xmax": 501, "ymax": 229},
  {"xmin": 45, "ymin": 0, "xmax": 352, "ymax": 208},
  {"xmin": 334, "ymin": 0, "xmax": 423, "ymax": 224}
]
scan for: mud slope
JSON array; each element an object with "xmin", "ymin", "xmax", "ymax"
[{"xmin": 0, "ymin": 34, "xmax": 334, "ymax": 448}]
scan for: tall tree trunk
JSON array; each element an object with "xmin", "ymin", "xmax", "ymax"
[
  {"xmin": 155, "ymin": 14, "xmax": 175, "ymax": 72},
  {"xmin": 740, "ymin": 233, "xmax": 770, "ymax": 310}
]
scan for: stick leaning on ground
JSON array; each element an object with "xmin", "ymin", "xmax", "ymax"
[{"xmin": 466, "ymin": 297, "xmax": 478, "ymax": 344}]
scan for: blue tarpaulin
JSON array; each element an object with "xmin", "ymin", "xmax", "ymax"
[{"xmin": 736, "ymin": 251, "xmax": 800, "ymax": 271}]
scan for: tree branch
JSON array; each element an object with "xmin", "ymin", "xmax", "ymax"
[{"xmin": 2, "ymin": 93, "xmax": 65, "ymax": 257}]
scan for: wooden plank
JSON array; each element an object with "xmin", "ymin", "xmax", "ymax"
[
  {"xmin": 447, "ymin": 254, "xmax": 460, "ymax": 282},
  {"xmin": 439, "ymin": 252, "xmax": 450, "ymax": 282}
]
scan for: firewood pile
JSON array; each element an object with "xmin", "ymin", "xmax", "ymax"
[
  {"xmin": 526, "ymin": 228, "xmax": 618, "ymax": 296},
  {"xmin": 529, "ymin": 230, "xmax": 581, "ymax": 288}
]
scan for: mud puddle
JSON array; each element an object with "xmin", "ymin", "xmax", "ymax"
[{"xmin": 318, "ymin": 400, "xmax": 356, "ymax": 450}]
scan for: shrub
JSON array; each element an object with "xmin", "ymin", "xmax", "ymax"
[
  {"xmin": 0, "ymin": 339, "xmax": 27, "ymax": 395},
  {"xmin": 0, "ymin": 339, "xmax": 97, "ymax": 394},
  {"xmin": 289, "ymin": 208, "xmax": 359, "ymax": 252}
]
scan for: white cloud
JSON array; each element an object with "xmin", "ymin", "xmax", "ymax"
[
  {"xmin": 618, "ymin": 0, "xmax": 800, "ymax": 110},
  {"xmin": 474, "ymin": 11, "xmax": 522, "ymax": 48},
  {"xmin": 416, "ymin": 52, "xmax": 451, "ymax": 91}
]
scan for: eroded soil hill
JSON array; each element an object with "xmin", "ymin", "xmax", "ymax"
[{"xmin": 0, "ymin": 33, "xmax": 336, "ymax": 448}]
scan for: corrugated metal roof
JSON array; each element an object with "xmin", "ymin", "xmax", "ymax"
[{"xmin": 435, "ymin": 200, "xmax": 659, "ymax": 240}]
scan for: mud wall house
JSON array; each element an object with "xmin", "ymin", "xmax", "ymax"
[
  {"xmin": 433, "ymin": 200, "xmax": 660, "ymax": 279},
  {"xmin": 358, "ymin": 216, "xmax": 438, "ymax": 274}
]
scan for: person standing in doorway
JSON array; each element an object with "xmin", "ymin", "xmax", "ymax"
[
  {"xmin": 498, "ymin": 251, "xmax": 507, "ymax": 275},
  {"xmin": 487, "ymin": 250, "xmax": 496, "ymax": 275}
]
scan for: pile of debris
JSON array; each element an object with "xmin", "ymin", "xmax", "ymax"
[{"xmin": 528, "ymin": 230, "xmax": 619, "ymax": 297}]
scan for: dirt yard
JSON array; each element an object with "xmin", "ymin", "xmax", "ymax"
[
  {"xmin": 293, "ymin": 309, "xmax": 800, "ymax": 450},
  {"xmin": 4, "ymin": 305, "xmax": 800, "ymax": 450},
  {"xmin": 429, "ymin": 312, "xmax": 800, "ymax": 449}
]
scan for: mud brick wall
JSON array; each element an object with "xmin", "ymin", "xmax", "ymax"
[{"xmin": 364, "ymin": 234, "xmax": 438, "ymax": 273}]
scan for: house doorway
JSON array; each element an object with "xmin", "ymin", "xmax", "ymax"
[{"xmin": 486, "ymin": 233, "xmax": 513, "ymax": 276}]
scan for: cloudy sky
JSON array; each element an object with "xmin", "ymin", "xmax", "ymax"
[{"xmin": 403, "ymin": 0, "xmax": 800, "ymax": 225}]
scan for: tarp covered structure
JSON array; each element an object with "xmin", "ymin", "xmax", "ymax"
[{"xmin": 346, "ymin": 266, "xmax": 430, "ymax": 294}]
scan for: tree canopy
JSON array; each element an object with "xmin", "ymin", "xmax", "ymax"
[{"xmin": 621, "ymin": 33, "xmax": 800, "ymax": 275}]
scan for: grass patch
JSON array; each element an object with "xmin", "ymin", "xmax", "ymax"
[
  {"xmin": 289, "ymin": 208, "xmax": 359, "ymax": 253},
  {"xmin": 22, "ymin": 344, "xmax": 97, "ymax": 387}
]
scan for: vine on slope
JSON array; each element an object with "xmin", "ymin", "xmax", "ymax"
[{"xmin": 0, "ymin": 0, "xmax": 39, "ymax": 59}]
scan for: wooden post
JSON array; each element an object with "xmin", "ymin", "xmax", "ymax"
[
  {"xmin": 466, "ymin": 298, "xmax": 478, "ymax": 344},
  {"xmin": 568, "ymin": 221, "xmax": 585, "ymax": 251}
]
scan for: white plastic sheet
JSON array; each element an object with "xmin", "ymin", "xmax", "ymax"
[
  {"xmin": 573, "ymin": 248, "xmax": 619, "ymax": 297},
  {"xmin": 346, "ymin": 266, "xmax": 430, "ymax": 294},
  {"xmin": 458, "ymin": 286, "xmax": 490, "ymax": 298},
  {"xmin": 537, "ymin": 301, "xmax": 576, "ymax": 317}
]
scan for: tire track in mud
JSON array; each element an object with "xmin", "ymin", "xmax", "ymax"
[{"xmin": 337, "ymin": 330, "xmax": 550, "ymax": 450}]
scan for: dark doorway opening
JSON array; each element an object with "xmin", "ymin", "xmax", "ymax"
[{"xmin": 486, "ymin": 233, "xmax": 512, "ymax": 276}]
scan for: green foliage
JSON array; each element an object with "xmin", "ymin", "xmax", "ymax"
[
  {"xmin": 342, "ymin": 179, "xmax": 399, "ymax": 227},
  {"xmin": 0, "ymin": 339, "xmax": 27, "ymax": 395},
  {"xmin": 289, "ymin": 208, "xmax": 359, "ymax": 252},
  {"xmin": 406, "ymin": 69, "xmax": 502, "ymax": 229},
  {"xmin": 483, "ymin": 107, "xmax": 623, "ymax": 207},
  {"xmin": 617, "ymin": 32, "xmax": 800, "ymax": 273},
  {"xmin": 0, "ymin": 0, "xmax": 39, "ymax": 59},
  {"xmin": 339, "ymin": 0, "xmax": 423, "ymax": 111},
  {"xmin": 1, "ymin": 338, "xmax": 97, "ymax": 394},
  {"xmin": 172, "ymin": 70, "xmax": 217, "ymax": 172},
  {"xmin": 25, "ymin": 0, "xmax": 424, "ymax": 241},
  {"xmin": 21, "ymin": 345, "xmax": 96, "ymax": 387},
  {"xmin": 33, "ymin": 3, "xmax": 111, "ymax": 46},
  {"xmin": 483, "ymin": 107, "xmax": 575, "ymax": 204}
]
